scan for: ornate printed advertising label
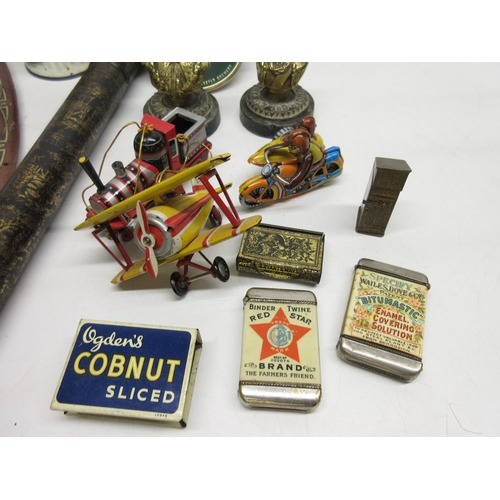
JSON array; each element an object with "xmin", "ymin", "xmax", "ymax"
[
  {"xmin": 240, "ymin": 288, "xmax": 321, "ymax": 387},
  {"xmin": 342, "ymin": 267, "xmax": 429, "ymax": 359}
]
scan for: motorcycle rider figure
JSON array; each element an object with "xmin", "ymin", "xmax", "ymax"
[{"xmin": 266, "ymin": 115, "xmax": 324, "ymax": 190}]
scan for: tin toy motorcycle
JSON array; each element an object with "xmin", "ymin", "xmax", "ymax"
[{"xmin": 238, "ymin": 133, "xmax": 343, "ymax": 208}]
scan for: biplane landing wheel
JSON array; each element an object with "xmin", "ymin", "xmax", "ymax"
[
  {"xmin": 209, "ymin": 207, "xmax": 222, "ymax": 227},
  {"xmin": 212, "ymin": 256, "xmax": 230, "ymax": 282},
  {"xmin": 120, "ymin": 228, "xmax": 134, "ymax": 242},
  {"xmin": 170, "ymin": 272, "xmax": 189, "ymax": 297}
]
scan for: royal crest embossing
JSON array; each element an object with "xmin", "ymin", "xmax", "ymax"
[{"xmin": 236, "ymin": 224, "xmax": 325, "ymax": 284}]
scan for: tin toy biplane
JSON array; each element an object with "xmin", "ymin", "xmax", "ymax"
[
  {"xmin": 76, "ymin": 153, "xmax": 261, "ymax": 296},
  {"xmin": 75, "ymin": 110, "xmax": 261, "ymax": 296}
]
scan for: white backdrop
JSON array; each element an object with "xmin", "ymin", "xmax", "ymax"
[{"xmin": 1, "ymin": 62, "xmax": 500, "ymax": 440}]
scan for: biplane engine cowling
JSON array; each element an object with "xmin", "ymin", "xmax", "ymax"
[
  {"xmin": 132, "ymin": 207, "xmax": 182, "ymax": 260},
  {"xmin": 88, "ymin": 161, "xmax": 161, "ymax": 214}
]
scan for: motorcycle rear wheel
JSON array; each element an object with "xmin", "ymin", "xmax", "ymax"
[{"xmin": 326, "ymin": 161, "xmax": 341, "ymax": 174}]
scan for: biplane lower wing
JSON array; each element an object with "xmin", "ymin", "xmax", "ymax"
[{"xmin": 111, "ymin": 215, "xmax": 262, "ymax": 284}]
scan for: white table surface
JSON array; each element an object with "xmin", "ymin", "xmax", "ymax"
[{"xmin": 1, "ymin": 61, "xmax": 498, "ymax": 485}]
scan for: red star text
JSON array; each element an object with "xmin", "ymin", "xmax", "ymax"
[{"xmin": 250, "ymin": 307, "xmax": 310, "ymax": 362}]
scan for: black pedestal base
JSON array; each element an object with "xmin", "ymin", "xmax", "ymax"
[{"xmin": 240, "ymin": 84, "xmax": 314, "ymax": 138}]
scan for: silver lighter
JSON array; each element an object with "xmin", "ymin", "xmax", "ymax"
[
  {"xmin": 337, "ymin": 258, "xmax": 430, "ymax": 382},
  {"xmin": 239, "ymin": 288, "xmax": 321, "ymax": 411}
]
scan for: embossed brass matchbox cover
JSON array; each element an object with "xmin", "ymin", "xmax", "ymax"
[
  {"xmin": 51, "ymin": 320, "xmax": 202, "ymax": 428},
  {"xmin": 236, "ymin": 224, "xmax": 325, "ymax": 284}
]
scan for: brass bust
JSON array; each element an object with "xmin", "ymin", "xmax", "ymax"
[
  {"xmin": 240, "ymin": 62, "xmax": 314, "ymax": 138},
  {"xmin": 256, "ymin": 62, "xmax": 308, "ymax": 97}
]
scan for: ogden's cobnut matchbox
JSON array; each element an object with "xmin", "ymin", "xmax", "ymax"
[{"xmin": 51, "ymin": 319, "xmax": 202, "ymax": 427}]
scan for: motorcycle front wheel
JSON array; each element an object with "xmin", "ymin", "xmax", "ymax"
[{"xmin": 239, "ymin": 186, "xmax": 274, "ymax": 208}]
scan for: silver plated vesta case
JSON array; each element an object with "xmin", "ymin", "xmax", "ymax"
[
  {"xmin": 239, "ymin": 288, "xmax": 321, "ymax": 411},
  {"xmin": 337, "ymin": 259, "xmax": 430, "ymax": 382}
]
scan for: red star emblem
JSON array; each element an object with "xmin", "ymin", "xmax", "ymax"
[{"xmin": 250, "ymin": 307, "xmax": 311, "ymax": 362}]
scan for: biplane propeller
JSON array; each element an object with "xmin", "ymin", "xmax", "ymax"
[
  {"xmin": 136, "ymin": 199, "xmax": 159, "ymax": 279},
  {"xmin": 75, "ymin": 153, "xmax": 262, "ymax": 296}
]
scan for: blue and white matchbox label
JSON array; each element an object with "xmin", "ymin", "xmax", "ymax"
[{"xmin": 51, "ymin": 320, "xmax": 201, "ymax": 424}]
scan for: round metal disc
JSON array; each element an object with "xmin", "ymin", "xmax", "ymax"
[
  {"xmin": 25, "ymin": 62, "xmax": 90, "ymax": 79},
  {"xmin": 202, "ymin": 62, "xmax": 241, "ymax": 91}
]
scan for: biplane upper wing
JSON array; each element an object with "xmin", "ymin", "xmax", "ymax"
[
  {"xmin": 75, "ymin": 153, "xmax": 231, "ymax": 231},
  {"xmin": 111, "ymin": 215, "xmax": 262, "ymax": 284}
]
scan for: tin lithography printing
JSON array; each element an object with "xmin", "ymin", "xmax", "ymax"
[
  {"xmin": 337, "ymin": 259, "xmax": 430, "ymax": 382},
  {"xmin": 51, "ymin": 320, "xmax": 202, "ymax": 427},
  {"xmin": 239, "ymin": 288, "xmax": 321, "ymax": 411},
  {"xmin": 236, "ymin": 223, "xmax": 325, "ymax": 284}
]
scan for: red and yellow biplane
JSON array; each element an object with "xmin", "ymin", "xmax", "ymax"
[{"xmin": 75, "ymin": 153, "xmax": 262, "ymax": 296}]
